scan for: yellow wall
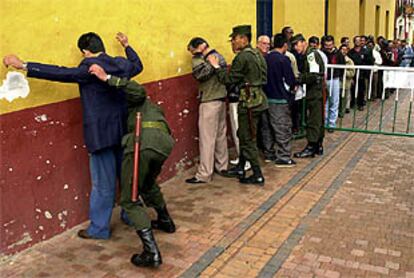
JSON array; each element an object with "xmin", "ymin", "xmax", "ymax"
[
  {"xmin": 332, "ymin": 0, "xmax": 395, "ymax": 42},
  {"xmin": 273, "ymin": 0, "xmax": 395, "ymax": 45},
  {"xmin": 329, "ymin": 0, "xmax": 360, "ymax": 44},
  {"xmin": 362, "ymin": 0, "xmax": 395, "ymax": 40},
  {"xmin": 274, "ymin": 0, "xmax": 325, "ymax": 40},
  {"xmin": 0, "ymin": 0, "xmax": 397, "ymax": 115},
  {"xmin": 0, "ymin": 0, "xmax": 256, "ymax": 115}
]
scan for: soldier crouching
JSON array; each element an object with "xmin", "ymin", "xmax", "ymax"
[{"xmin": 89, "ymin": 64, "xmax": 176, "ymax": 268}]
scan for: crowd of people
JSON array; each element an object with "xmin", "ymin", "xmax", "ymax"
[
  {"xmin": 186, "ymin": 25, "xmax": 414, "ymax": 187},
  {"xmin": 3, "ymin": 26, "xmax": 414, "ymax": 269}
]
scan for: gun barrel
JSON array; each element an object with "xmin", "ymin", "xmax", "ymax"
[{"xmin": 131, "ymin": 112, "xmax": 142, "ymax": 202}]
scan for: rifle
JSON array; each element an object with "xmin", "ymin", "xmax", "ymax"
[{"xmin": 131, "ymin": 112, "xmax": 142, "ymax": 202}]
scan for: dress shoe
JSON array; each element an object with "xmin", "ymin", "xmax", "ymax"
[
  {"xmin": 239, "ymin": 165, "xmax": 264, "ymax": 185},
  {"xmin": 274, "ymin": 158, "xmax": 296, "ymax": 168},
  {"xmin": 317, "ymin": 145, "xmax": 324, "ymax": 156},
  {"xmin": 239, "ymin": 175, "xmax": 265, "ymax": 185},
  {"xmin": 294, "ymin": 145, "xmax": 317, "ymax": 158},
  {"xmin": 77, "ymin": 229, "xmax": 105, "ymax": 240},
  {"xmin": 222, "ymin": 166, "xmax": 244, "ymax": 178},
  {"xmin": 185, "ymin": 177, "xmax": 206, "ymax": 184}
]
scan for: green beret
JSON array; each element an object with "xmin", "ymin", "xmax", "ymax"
[
  {"xmin": 291, "ymin": 34, "xmax": 306, "ymax": 45},
  {"xmin": 229, "ymin": 25, "xmax": 251, "ymax": 38}
]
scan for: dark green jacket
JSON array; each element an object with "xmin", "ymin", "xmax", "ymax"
[
  {"xmin": 191, "ymin": 52, "xmax": 227, "ymax": 102},
  {"xmin": 216, "ymin": 45, "xmax": 268, "ymax": 111},
  {"xmin": 107, "ymin": 76, "xmax": 174, "ymax": 157}
]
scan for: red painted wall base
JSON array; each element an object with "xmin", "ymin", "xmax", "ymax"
[{"xmin": 0, "ymin": 74, "xmax": 200, "ymax": 254}]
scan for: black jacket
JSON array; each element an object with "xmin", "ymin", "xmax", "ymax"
[{"xmin": 322, "ymin": 48, "xmax": 345, "ymax": 80}]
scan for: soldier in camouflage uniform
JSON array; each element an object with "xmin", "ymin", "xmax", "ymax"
[
  {"xmin": 89, "ymin": 64, "xmax": 176, "ymax": 268},
  {"xmin": 291, "ymin": 34, "xmax": 325, "ymax": 158},
  {"xmin": 208, "ymin": 25, "xmax": 268, "ymax": 185}
]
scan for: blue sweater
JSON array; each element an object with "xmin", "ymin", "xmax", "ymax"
[{"xmin": 264, "ymin": 51, "xmax": 296, "ymax": 103}]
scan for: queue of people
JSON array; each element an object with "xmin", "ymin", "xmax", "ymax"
[{"xmin": 3, "ymin": 26, "xmax": 413, "ymax": 269}]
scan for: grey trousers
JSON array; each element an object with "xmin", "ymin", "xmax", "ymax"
[{"xmin": 261, "ymin": 104, "xmax": 292, "ymax": 161}]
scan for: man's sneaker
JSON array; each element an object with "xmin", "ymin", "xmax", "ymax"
[
  {"xmin": 274, "ymin": 158, "xmax": 296, "ymax": 168},
  {"xmin": 229, "ymin": 158, "xmax": 251, "ymax": 170},
  {"xmin": 264, "ymin": 154, "xmax": 276, "ymax": 163},
  {"xmin": 244, "ymin": 161, "xmax": 251, "ymax": 171}
]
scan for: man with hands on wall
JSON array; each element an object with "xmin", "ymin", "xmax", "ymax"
[{"xmin": 3, "ymin": 32, "xmax": 143, "ymax": 240}]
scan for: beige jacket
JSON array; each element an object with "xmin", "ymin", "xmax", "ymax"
[
  {"xmin": 341, "ymin": 56, "xmax": 355, "ymax": 90},
  {"xmin": 285, "ymin": 50, "xmax": 300, "ymax": 79}
]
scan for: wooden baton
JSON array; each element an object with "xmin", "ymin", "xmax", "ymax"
[{"xmin": 131, "ymin": 112, "xmax": 142, "ymax": 202}]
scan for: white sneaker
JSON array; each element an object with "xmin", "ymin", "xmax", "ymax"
[
  {"xmin": 230, "ymin": 158, "xmax": 251, "ymax": 170},
  {"xmin": 244, "ymin": 161, "xmax": 251, "ymax": 171}
]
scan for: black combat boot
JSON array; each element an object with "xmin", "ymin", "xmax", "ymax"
[
  {"xmin": 294, "ymin": 143, "xmax": 317, "ymax": 158},
  {"xmin": 221, "ymin": 156, "xmax": 246, "ymax": 178},
  {"xmin": 151, "ymin": 206, "xmax": 176, "ymax": 233},
  {"xmin": 131, "ymin": 228, "xmax": 162, "ymax": 267},
  {"xmin": 239, "ymin": 165, "xmax": 264, "ymax": 186}
]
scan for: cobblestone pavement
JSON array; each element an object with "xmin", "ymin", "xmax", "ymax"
[{"xmin": 1, "ymin": 95, "xmax": 413, "ymax": 277}]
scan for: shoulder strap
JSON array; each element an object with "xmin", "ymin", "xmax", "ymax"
[{"xmin": 242, "ymin": 48, "xmax": 267, "ymax": 84}]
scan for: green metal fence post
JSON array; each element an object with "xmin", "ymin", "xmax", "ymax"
[
  {"xmin": 392, "ymin": 88, "xmax": 399, "ymax": 133},
  {"xmin": 379, "ymin": 86, "xmax": 386, "ymax": 132},
  {"xmin": 340, "ymin": 69, "xmax": 347, "ymax": 128},
  {"xmin": 407, "ymin": 89, "xmax": 413, "ymax": 134},
  {"xmin": 365, "ymin": 70, "xmax": 374, "ymax": 130},
  {"xmin": 352, "ymin": 69, "xmax": 360, "ymax": 129}
]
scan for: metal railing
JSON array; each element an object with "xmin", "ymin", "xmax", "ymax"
[{"xmin": 324, "ymin": 64, "xmax": 414, "ymax": 137}]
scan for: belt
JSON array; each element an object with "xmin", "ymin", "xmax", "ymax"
[
  {"xmin": 240, "ymin": 84, "xmax": 263, "ymax": 89},
  {"xmin": 142, "ymin": 121, "xmax": 169, "ymax": 134}
]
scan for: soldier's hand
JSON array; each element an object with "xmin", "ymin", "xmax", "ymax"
[
  {"xmin": 89, "ymin": 64, "xmax": 108, "ymax": 81},
  {"xmin": 116, "ymin": 32, "xmax": 129, "ymax": 48},
  {"xmin": 3, "ymin": 55, "xmax": 25, "ymax": 70},
  {"xmin": 207, "ymin": 54, "xmax": 220, "ymax": 68}
]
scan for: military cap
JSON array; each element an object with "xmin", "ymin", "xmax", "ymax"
[
  {"xmin": 229, "ymin": 25, "xmax": 251, "ymax": 38},
  {"xmin": 291, "ymin": 34, "xmax": 306, "ymax": 45}
]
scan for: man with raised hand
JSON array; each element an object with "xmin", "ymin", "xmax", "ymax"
[
  {"xmin": 3, "ymin": 32, "xmax": 143, "ymax": 240},
  {"xmin": 208, "ymin": 25, "xmax": 268, "ymax": 185}
]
